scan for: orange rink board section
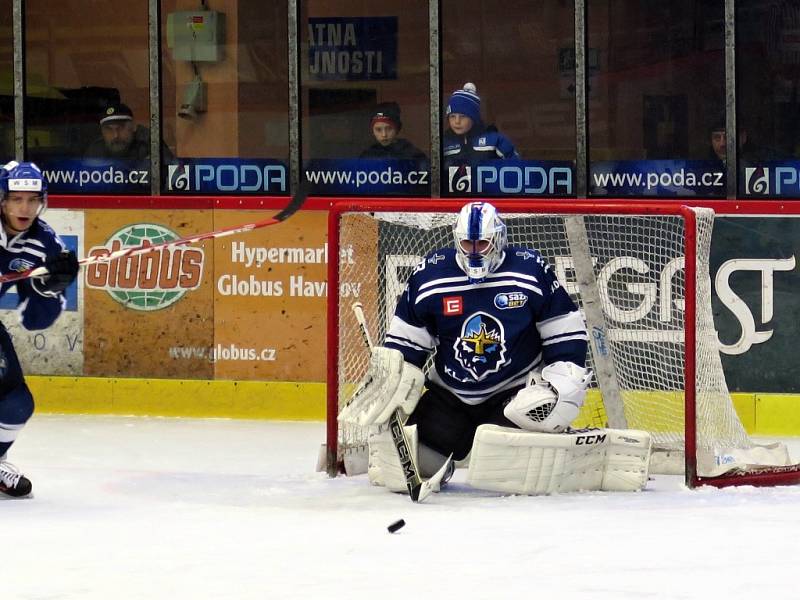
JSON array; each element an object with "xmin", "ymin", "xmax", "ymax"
[{"xmin": 34, "ymin": 195, "xmax": 330, "ymax": 419}]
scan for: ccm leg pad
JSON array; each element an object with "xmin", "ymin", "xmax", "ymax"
[{"xmin": 466, "ymin": 425, "xmax": 652, "ymax": 495}]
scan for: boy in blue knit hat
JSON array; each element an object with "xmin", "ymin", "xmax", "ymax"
[{"xmin": 443, "ymin": 83, "xmax": 519, "ymax": 167}]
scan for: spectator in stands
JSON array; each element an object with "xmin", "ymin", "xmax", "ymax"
[
  {"xmin": 709, "ymin": 118, "xmax": 771, "ymax": 162},
  {"xmin": 360, "ymin": 102, "xmax": 427, "ymax": 160},
  {"xmin": 84, "ymin": 103, "xmax": 174, "ymax": 162},
  {"xmin": 443, "ymin": 83, "xmax": 519, "ymax": 168}
]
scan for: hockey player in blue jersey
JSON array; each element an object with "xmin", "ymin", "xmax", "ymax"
[
  {"xmin": 0, "ymin": 161, "xmax": 79, "ymax": 497},
  {"xmin": 340, "ymin": 202, "xmax": 652, "ymax": 495}
]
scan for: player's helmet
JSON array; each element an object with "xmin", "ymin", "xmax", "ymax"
[
  {"xmin": 453, "ymin": 202, "xmax": 507, "ymax": 283},
  {"xmin": 0, "ymin": 161, "xmax": 48, "ymax": 215}
]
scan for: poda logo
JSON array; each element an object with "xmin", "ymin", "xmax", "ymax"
[{"xmin": 85, "ymin": 223, "xmax": 204, "ymax": 311}]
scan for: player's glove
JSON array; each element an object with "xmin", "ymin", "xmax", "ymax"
[
  {"xmin": 503, "ymin": 362, "xmax": 593, "ymax": 433},
  {"xmin": 31, "ymin": 250, "xmax": 80, "ymax": 297}
]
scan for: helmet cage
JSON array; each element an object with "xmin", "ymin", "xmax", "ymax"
[{"xmin": 453, "ymin": 202, "xmax": 507, "ymax": 283}]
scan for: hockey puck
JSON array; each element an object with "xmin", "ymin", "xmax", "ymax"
[{"xmin": 387, "ymin": 519, "xmax": 406, "ymax": 533}]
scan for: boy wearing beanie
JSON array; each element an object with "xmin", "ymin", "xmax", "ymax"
[
  {"xmin": 443, "ymin": 83, "xmax": 518, "ymax": 166},
  {"xmin": 360, "ymin": 102, "xmax": 427, "ymax": 160}
]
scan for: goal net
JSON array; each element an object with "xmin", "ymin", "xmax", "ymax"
[{"xmin": 326, "ymin": 200, "xmax": 799, "ymax": 488}]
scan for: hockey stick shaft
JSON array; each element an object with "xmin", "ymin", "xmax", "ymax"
[
  {"xmin": 351, "ymin": 302, "xmax": 427, "ymax": 503},
  {"xmin": 0, "ymin": 186, "xmax": 310, "ymax": 285}
]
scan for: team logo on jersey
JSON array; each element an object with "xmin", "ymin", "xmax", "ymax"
[
  {"xmin": 494, "ymin": 292, "xmax": 528, "ymax": 310},
  {"xmin": 515, "ymin": 250, "xmax": 537, "ymax": 261},
  {"xmin": 8, "ymin": 258, "xmax": 35, "ymax": 273},
  {"xmin": 453, "ymin": 311, "xmax": 507, "ymax": 380},
  {"xmin": 428, "ymin": 253, "xmax": 445, "ymax": 265},
  {"xmin": 443, "ymin": 296, "xmax": 463, "ymax": 316}
]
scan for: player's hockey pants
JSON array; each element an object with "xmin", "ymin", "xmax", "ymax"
[{"xmin": 0, "ymin": 324, "xmax": 34, "ymax": 457}]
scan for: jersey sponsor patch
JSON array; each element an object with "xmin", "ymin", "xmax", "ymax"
[
  {"xmin": 494, "ymin": 291, "xmax": 528, "ymax": 310},
  {"xmin": 453, "ymin": 311, "xmax": 507, "ymax": 380},
  {"xmin": 442, "ymin": 296, "xmax": 463, "ymax": 316},
  {"xmin": 8, "ymin": 258, "xmax": 34, "ymax": 273}
]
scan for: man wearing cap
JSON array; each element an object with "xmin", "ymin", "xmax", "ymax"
[
  {"xmin": 443, "ymin": 83, "xmax": 518, "ymax": 168},
  {"xmin": 84, "ymin": 102, "xmax": 174, "ymax": 162},
  {"xmin": 360, "ymin": 102, "xmax": 427, "ymax": 160},
  {"xmin": 708, "ymin": 117, "xmax": 771, "ymax": 162}
]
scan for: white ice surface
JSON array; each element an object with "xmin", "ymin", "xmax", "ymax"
[{"xmin": 5, "ymin": 415, "xmax": 800, "ymax": 600}]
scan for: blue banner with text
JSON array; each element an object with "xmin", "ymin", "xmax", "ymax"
[
  {"xmin": 42, "ymin": 159, "xmax": 150, "ymax": 194},
  {"xmin": 308, "ymin": 17, "xmax": 398, "ymax": 81},
  {"xmin": 165, "ymin": 159, "xmax": 288, "ymax": 194},
  {"xmin": 445, "ymin": 160, "xmax": 574, "ymax": 197},
  {"xmin": 590, "ymin": 160, "xmax": 726, "ymax": 197},
  {"xmin": 303, "ymin": 159, "xmax": 430, "ymax": 195},
  {"xmin": 740, "ymin": 161, "xmax": 800, "ymax": 198}
]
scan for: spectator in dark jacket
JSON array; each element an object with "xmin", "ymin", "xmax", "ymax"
[
  {"xmin": 360, "ymin": 102, "xmax": 427, "ymax": 160},
  {"xmin": 709, "ymin": 118, "xmax": 772, "ymax": 162},
  {"xmin": 84, "ymin": 103, "xmax": 174, "ymax": 162},
  {"xmin": 443, "ymin": 83, "xmax": 519, "ymax": 168}
]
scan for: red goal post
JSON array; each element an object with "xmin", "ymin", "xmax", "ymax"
[{"xmin": 326, "ymin": 198, "xmax": 800, "ymax": 489}]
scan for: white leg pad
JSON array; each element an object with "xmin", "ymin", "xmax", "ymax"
[
  {"xmin": 367, "ymin": 424, "xmax": 419, "ymax": 493},
  {"xmin": 466, "ymin": 425, "xmax": 652, "ymax": 495}
]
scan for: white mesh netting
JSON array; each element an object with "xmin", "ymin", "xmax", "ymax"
[{"xmin": 331, "ymin": 206, "xmax": 754, "ymax": 478}]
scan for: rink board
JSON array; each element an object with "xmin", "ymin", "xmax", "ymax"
[
  {"xmin": 28, "ymin": 376, "xmax": 325, "ymax": 421},
  {"xmin": 26, "ymin": 374, "xmax": 800, "ymax": 436}
]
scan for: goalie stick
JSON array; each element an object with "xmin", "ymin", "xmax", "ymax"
[
  {"xmin": 350, "ymin": 302, "xmax": 452, "ymax": 503},
  {"xmin": 0, "ymin": 185, "xmax": 310, "ymax": 285}
]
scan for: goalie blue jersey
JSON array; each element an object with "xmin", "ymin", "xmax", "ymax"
[{"xmin": 384, "ymin": 247, "xmax": 588, "ymax": 405}]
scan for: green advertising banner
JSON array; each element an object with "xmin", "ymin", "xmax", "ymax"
[{"xmin": 712, "ymin": 217, "xmax": 800, "ymax": 393}]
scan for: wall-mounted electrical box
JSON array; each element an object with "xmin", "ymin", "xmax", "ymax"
[{"xmin": 166, "ymin": 11, "xmax": 225, "ymax": 62}]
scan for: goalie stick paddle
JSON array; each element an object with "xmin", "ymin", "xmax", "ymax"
[
  {"xmin": 0, "ymin": 183, "xmax": 311, "ymax": 286},
  {"xmin": 350, "ymin": 302, "xmax": 452, "ymax": 503}
]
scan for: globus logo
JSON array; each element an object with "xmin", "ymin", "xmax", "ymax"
[{"xmin": 85, "ymin": 223, "xmax": 204, "ymax": 311}]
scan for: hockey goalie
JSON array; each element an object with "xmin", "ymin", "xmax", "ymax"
[{"xmin": 339, "ymin": 201, "xmax": 652, "ymax": 495}]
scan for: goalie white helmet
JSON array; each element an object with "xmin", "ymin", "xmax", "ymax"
[{"xmin": 453, "ymin": 202, "xmax": 507, "ymax": 283}]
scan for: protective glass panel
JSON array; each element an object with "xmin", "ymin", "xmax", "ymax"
[
  {"xmin": 300, "ymin": 0, "xmax": 431, "ymax": 196},
  {"xmin": 25, "ymin": 0, "xmax": 152, "ymax": 193},
  {"xmin": 587, "ymin": 0, "xmax": 726, "ymax": 197},
  {"xmin": 160, "ymin": 1, "xmax": 290, "ymax": 196},
  {"xmin": 441, "ymin": 0, "xmax": 576, "ymax": 198}
]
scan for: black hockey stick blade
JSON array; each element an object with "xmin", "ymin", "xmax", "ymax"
[
  {"xmin": 414, "ymin": 454, "xmax": 454, "ymax": 503},
  {"xmin": 273, "ymin": 179, "xmax": 311, "ymax": 222}
]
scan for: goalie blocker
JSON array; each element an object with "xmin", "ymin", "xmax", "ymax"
[{"xmin": 467, "ymin": 425, "xmax": 652, "ymax": 494}]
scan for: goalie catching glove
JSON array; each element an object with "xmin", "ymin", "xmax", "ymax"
[
  {"xmin": 504, "ymin": 361, "xmax": 593, "ymax": 433},
  {"xmin": 338, "ymin": 347, "xmax": 424, "ymax": 427}
]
